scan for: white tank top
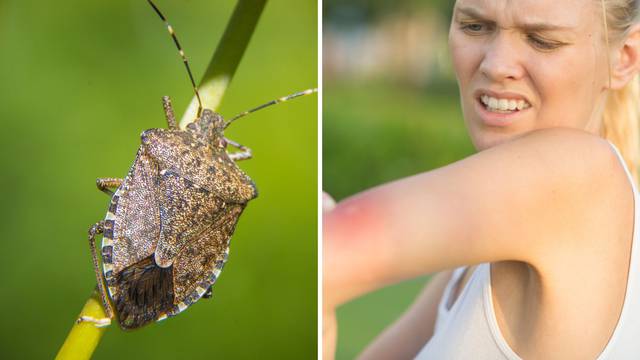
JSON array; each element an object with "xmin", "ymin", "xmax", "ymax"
[{"xmin": 415, "ymin": 141, "xmax": 640, "ymax": 359}]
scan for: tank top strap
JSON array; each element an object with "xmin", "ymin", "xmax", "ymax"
[
  {"xmin": 595, "ymin": 140, "xmax": 640, "ymax": 358},
  {"xmin": 606, "ymin": 140, "xmax": 638, "ymax": 191},
  {"xmin": 433, "ymin": 266, "xmax": 469, "ymax": 332},
  {"xmin": 438, "ymin": 267, "xmax": 467, "ymax": 313}
]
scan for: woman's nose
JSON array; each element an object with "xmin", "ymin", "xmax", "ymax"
[{"xmin": 479, "ymin": 34, "xmax": 526, "ymax": 82}]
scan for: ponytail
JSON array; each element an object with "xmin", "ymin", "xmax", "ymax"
[
  {"xmin": 600, "ymin": 0, "xmax": 640, "ymax": 182},
  {"xmin": 602, "ymin": 74, "xmax": 640, "ymax": 183}
]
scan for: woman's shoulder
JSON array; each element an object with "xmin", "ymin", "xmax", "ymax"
[
  {"xmin": 469, "ymin": 127, "xmax": 626, "ymax": 221},
  {"xmin": 479, "ymin": 126, "xmax": 633, "ymax": 258},
  {"xmin": 477, "ymin": 127, "xmax": 618, "ymax": 181},
  {"xmin": 439, "ymin": 126, "xmax": 632, "ymax": 267}
]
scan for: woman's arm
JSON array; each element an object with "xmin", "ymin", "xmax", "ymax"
[
  {"xmin": 324, "ymin": 127, "xmax": 619, "ymax": 309},
  {"xmin": 358, "ymin": 271, "xmax": 454, "ymax": 360}
]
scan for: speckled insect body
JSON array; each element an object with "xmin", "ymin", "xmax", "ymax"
[
  {"xmin": 77, "ymin": 0, "xmax": 315, "ymax": 329},
  {"xmin": 83, "ymin": 102, "xmax": 257, "ymax": 329}
]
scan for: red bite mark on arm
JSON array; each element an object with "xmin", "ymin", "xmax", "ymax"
[{"xmin": 323, "ymin": 192, "xmax": 395, "ymax": 306}]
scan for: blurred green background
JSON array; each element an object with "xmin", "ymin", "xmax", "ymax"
[
  {"xmin": 0, "ymin": 0, "xmax": 317, "ymax": 359},
  {"xmin": 323, "ymin": 0, "xmax": 476, "ymax": 358}
]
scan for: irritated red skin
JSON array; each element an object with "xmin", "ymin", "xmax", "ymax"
[{"xmin": 323, "ymin": 188, "xmax": 398, "ymax": 308}]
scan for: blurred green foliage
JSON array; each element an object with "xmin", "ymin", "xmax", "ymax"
[
  {"xmin": 324, "ymin": 81, "xmax": 473, "ymax": 200},
  {"xmin": 324, "ymin": 0, "xmax": 454, "ymax": 25},
  {"xmin": 323, "ymin": 78, "xmax": 475, "ymax": 357},
  {"xmin": 323, "ymin": 0, "xmax": 474, "ymax": 356},
  {"xmin": 0, "ymin": 0, "xmax": 317, "ymax": 359}
]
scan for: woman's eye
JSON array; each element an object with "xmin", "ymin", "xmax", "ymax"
[
  {"xmin": 460, "ymin": 22, "xmax": 489, "ymax": 35},
  {"xmin": 527, "ymin": 35, "xmax": 562, "ymax": 51}
]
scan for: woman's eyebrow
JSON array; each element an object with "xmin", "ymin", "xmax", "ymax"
[
  {"xmin": 455, "ymin": 6, "xmax": 574, "ymax": 32},
  {"xmin": 455, "ymin": 6, "xmax": 491, "ymax": 21}
]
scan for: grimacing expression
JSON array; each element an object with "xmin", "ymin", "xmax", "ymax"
[{"xmin": 449, "ymin": 0, "xmax": 611, "ymax": 150}]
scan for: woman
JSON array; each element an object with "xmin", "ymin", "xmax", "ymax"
[{"xmin": 324, "ymin": 0, "xmax": 640, "ymax": 358}]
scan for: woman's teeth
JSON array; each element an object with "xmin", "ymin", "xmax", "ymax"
[{"xmin": 480, "ymin": 95, "xmax": 531, "ymax": 112}]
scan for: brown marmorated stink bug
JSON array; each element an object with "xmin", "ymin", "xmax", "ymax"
[{"xmin": 77, "ymin": 0, "xmax": 316, "ymax": 330}]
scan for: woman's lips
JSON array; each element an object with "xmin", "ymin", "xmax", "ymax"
[{"xmin": 474, "ymin": 95, "xmax": 531, "ymax": 127}]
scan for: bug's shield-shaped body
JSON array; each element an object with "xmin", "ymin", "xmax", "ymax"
[{"xmin": 101, "ymin": 110, "xmax": 257, "ymax": 329}]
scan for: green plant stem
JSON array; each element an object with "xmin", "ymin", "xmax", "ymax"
[
  {"xmin": 179, "ymin": 0, "xmax": 267, "ymax": 128},
  {"xmin": 56, "ymin": 1, "xmax": 267, "ymax": 357},
  {"xmin": 55, "ymin": 290, "xmax": 107, "ymax": 360}
]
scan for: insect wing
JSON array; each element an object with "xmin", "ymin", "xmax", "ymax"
[
  {"xmin": 113, "ymin": 256, "xmax": 174, "ymax": 330},
  {"xmin": 154, "ymin": 170, "xmax": 224, "ymax": 268},
  {"xmin": 107, "ymin": 147, "xmax": 161, "ymax": 277},
  {"xmin": 167, "ymin": 204, "xmax": 245, "ymax": 316}
]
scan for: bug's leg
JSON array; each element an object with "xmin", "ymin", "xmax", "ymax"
[
  {"xmin": 202, "ymin": 286, "xmax": 213, "ymax": 299},
  {"xmin": 77, "ymin": 221, "xmax": 114, "ymax": 327},
  {"xmin": 96, "ymin": 178, "xmax": 123, "ymax": 196},
  {"xmin": 162, "ymin": 96, "xmax": 178, "ymax": 130},
  {"xmin": 225, "ymin": 137, "xmax": 252, "ymax": 162}
]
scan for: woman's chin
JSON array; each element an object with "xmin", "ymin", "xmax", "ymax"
[
  {"xmin": 462, "ymin": 106, "xmax": 531, "ymax": 151},
  {"xmin": 468, "ymin": 128, "xmax": 523, "ymax": 151}
]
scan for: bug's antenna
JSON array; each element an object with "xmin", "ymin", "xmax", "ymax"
[
  {"xmin": 225, "ymin": 88, "xmax": 317, "ymax": 128},
  {"xmin": 147, "ymin": 0, "xmax": 203, "ymax": 117}
]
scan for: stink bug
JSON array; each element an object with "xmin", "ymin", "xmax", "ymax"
[{"xmin": 77, "ymin": 0, "xmax": 316, "ymax": 329}]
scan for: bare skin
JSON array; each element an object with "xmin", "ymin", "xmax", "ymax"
[
  {"xmin": 323, "ymin": 0, "xmax": 640, "ymax": 358},
  {"xmin": 324, "ymin": 129, "xmax": 632, "ymax": 359}
]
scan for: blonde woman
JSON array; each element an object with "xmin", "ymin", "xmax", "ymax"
[{"xmin": 324, "ymin": 0, "xmax": 640, "ymax": 358}]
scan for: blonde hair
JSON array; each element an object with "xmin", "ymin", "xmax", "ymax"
[{"xmin": 601, "ymin": 0, "xmax": 640, "ymax": 182}]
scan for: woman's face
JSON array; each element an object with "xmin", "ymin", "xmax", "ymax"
[{"xmin": 450, "ymin": 0, "xmax": 610, "ymax": 150}]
